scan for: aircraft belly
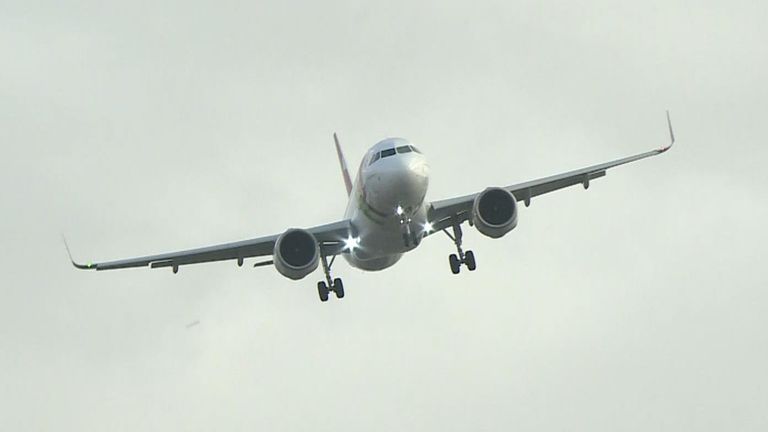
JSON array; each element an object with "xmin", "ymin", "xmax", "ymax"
[
  {"xmin": 340, "ymin": 153, "xmax": 429, "ymax": 272},
  {"xmin": 343, "ymin": 253, "xmax": 401, "ymax": 271}
]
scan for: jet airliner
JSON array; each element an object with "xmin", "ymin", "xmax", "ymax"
[{"xmin": 68, "ymin": 113, "xmax": 675, "ymax": 301}]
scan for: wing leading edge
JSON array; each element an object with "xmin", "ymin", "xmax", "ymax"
[
  {"xmin": 66, "ymin": 220, "xmax": 353, "ymax": 272},
  {"xmin": 428, "ymin": 112, "xmax": 675, "ymax": 229}
]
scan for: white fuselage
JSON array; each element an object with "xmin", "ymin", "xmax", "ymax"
[{"xmin": 343, "ymin": 138, "xmax": 430, "ymax": 271}]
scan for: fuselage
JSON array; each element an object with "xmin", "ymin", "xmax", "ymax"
[{"xmin": 343, "ymin": 138, "xmax": 430, "ymax": 271}]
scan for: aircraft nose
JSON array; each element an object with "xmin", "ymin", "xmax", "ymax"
[
  {"xmin": 365, "ymin": 156, "xmax": 429, "ymax": 215},
  {"xmin": 394, "ymin": 170, "xmax": 428, "ymax": 209}
]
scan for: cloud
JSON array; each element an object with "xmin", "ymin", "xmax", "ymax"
[{"xmin": 2, "ymin": 1, "xmax": 766, "ymax": 430}]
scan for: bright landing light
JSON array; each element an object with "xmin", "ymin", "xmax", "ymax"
[
  {"xmin": 423, "ymin": 221, "xmax": 434, "ymax": 234},
  {"xmin": 344, "ymin": 236, "xmax": 361, "ymax": 252},
  {"xmin": 395, "ymin": 205, "xmax": 404, "ymax": 216}
]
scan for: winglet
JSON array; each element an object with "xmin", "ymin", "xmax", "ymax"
[
  {"xmin": 62, "ymin": 236, "xmax": 95, "ymax": 270},
  {"xmin": 661, "ymin": 110, "xmax": 675, "ymax": 152},
  {"xmin": 334, "ymin": 133, "xmax": 353, "ymax": 196}
]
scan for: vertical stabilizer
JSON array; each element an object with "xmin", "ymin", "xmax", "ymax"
[{"xmin": 334, "ymin": 133, "xmax": 353, "ymax": 196}]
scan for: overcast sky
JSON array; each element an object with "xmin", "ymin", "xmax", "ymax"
[{"xmin": 2, "ymin": 1, "xmax": 767, "ymax": 430}]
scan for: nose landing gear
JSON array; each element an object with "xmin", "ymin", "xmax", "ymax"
[
  {"xmin": 444, "ymin": 220, "xmax": 477, "ymax": 274},
  {"xmin": 317, "ymin": 254, "xmax": 344, "ymax": 302},
  {"xmin": 398, "ymin": 206, "xmax": 420, "ymax": 248}
]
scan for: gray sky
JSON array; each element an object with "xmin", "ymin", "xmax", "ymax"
[{"xmin": 2, "ymin": 0, "xmax": 767, "ymax": 430}]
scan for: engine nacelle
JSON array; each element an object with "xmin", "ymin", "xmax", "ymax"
[
  {"xmin": 273, "ymin": 229, "xmax": 320, "ymax": 280},
  {"xmin": 472, "ymin": 187, "xmax": 518, "ymax": 238}
]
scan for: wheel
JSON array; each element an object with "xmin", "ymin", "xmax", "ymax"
[
  {"xmin": 449, "ymin": 254, "xmax": 461, "ymax": 274},
  {"xmin": 333, "ymin": 278, "xmax": 345, "ymax": 299},
  {"xmin": 317, "ymin": 281, "xmax": 329, "ymax": 302},
  {"xmin": 464, "ymin": 250, "xmax": 476, "ymax": 271}
]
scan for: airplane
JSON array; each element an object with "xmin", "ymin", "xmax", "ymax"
[{"xmin": 67, "ymin": 112, "xmax": 675, "ymax": 302}]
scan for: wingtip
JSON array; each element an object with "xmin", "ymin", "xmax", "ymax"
[
  {"xmin": 661, "ymin": 110, "xmax": 675, "ymax": 152},
  {"xmin": 62, "ymin": 236, "xmax": 95, "ymax": 270}
]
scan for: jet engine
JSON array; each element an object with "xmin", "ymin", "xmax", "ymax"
[
  {"xmin": 273, "ymin": 229, "xmax": 320, "ymax": 280},
  {"xmin": 472, "ymin": 187, "xmax": 518, "ymax": 238}
]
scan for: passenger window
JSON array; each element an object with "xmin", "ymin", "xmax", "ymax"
[
  {"xmin": 396, "ymin": 145, "xmax": 413, "ymax": 154},
  {"xmin": 381, "ymin": 148, "xmax": 396, "ymax": 158},
  {"xmin": 369, "ymin": 152, "xmax": 381, "ymax": 165},
  {"xmin": 410, "ymin": 145, "xmax": 421, "ymax": 154}
]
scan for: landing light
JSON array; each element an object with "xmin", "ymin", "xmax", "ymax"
[
  {"xmin": 423, "ymin": 221, "xmax": 434, "ymax": 234},
  {"xmin": 395, "ymin": 205, "xmax": 404, "ymax": 216},
  {"xmin": 344, "ymin": 236, "xmax": 361, "ymax": 252}
]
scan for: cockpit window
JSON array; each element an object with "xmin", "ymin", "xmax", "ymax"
[{"xmin": 370, "ymin": 145, "xmax": 419, "ymax": 165}]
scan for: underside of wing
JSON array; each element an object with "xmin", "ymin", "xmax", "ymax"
[
  {"xmin": 66, "ymin": 220, "xmax": 353, "ymax": 272},
  {"xmin": 428, "ymin": 112, "xmax": 675, "ymax": 228}
]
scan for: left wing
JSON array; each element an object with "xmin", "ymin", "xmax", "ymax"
[
  {"xmin": 66, "ymin": 220, "xmax": 352, "ymax": 272},
  {"xmin": 428, "ymin": 112, "xmax": 675, "ymax": 230}
]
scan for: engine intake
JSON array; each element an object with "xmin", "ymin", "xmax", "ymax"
[
  {"xmin": 273, "ymin": 229, "xmax": 319, "ymax": 280},
  {"xmin": 472, "ymin": 187, "xmax": 518, "ymax": 238}
]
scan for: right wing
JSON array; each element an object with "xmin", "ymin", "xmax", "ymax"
[
  {"xmin": 428, "ymin": 112, "xmax": 675, "ymax": 231},
  {"xmin": 66, "ymin": 220, "xmax": 353, "ymax": 272}
]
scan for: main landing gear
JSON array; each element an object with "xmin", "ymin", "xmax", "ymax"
[
  {"xmin": 317, "ymin": 253, "xmax": 344, "ymax": 302},
  {"xmin": 444, "ymin": 221, "xmax": 477, "ymax": 274}
]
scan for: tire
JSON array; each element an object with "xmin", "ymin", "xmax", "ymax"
[
  {"xmin": 449, "ymin": 254, "xmax": 461, "ymax": 274},
  {"xmin": 465, "ymin": 250, "xmax": 476, "ymax": 271},
  {"xmin": 333, "ymin": 278, "xmax": 345, "ymax": 299},
  {"xmin": 317, "ymin": 281, "xmax": 329, "ymax": 302}
]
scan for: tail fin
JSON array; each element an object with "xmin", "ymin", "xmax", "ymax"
[{"xmin": 334, "ymin": 133, "xmax": 353, "ymax": 196}]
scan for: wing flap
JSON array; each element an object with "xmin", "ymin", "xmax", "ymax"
[
  {"xmin": 69, "ymin": 219, "xmax": 353, "ymax": 271},
  {"xmin": 88, "ymin": 234, "xmax": 278, "ymax": 271},
  {"xmin": 428, "ymin": 112, "xmax": 675, "ymax": 223}
]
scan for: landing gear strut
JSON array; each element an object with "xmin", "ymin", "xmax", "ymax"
[
  {"xmin": 444, "ymin": 220, "xmax": 477, "ymax": 274},
  {"xmin": 317, "ymin": 253, "xmax": 344, "ymax": 302},
  {"xmin": 398, "ymin": 208, "xmax": 420, "ymax": 248}
]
